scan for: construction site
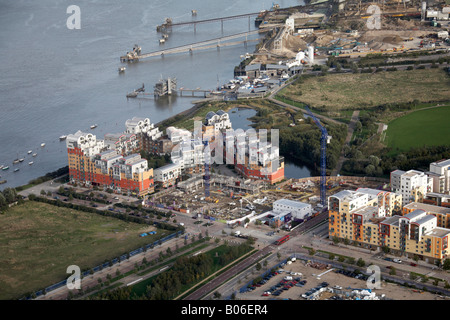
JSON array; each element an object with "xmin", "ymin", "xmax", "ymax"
[
  {"xmin": 249, "ymin": 0, "xmax": 450, "ymax": 65},
  {"xmin": 147, "ymin": 170, "xmax": 386, "ymax": 226}
]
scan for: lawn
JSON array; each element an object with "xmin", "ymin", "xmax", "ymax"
[
  {"xmin": 385, "ymin": 105, "xmax": 450, "ymax": 155},
  {"xmin": 280, "ymin": 68, "xmax": 450, "ymax": 110},
  {"xmin": 0, "ymin": 201, "xmax": 160, "ymax": 299}
]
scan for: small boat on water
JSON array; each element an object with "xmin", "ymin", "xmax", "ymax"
[
  {"xmin": 19, "ymin": 158, "xmax": 24, "ymax": 162},
  {"xmin": 13, "ymin": 159, "xmax": 20, "ymax": 164},
  {"xmin": 0, "ymin": 180, "xmax": 7, "ymax": 184},
  {"xmin": 90, "ymin": 124, "xmax": 97, "ymax": 129},
  {"xmin": 41, "ymin": 143, "xmax": 46, "ymax": 147},
  {"xmin": 29, "ymin": 161, "xmax": 33, "ymax": 165},
  {"xmin": 59, "ymin": 135, "xmax": 67, "ymax": 141},
  {"xmin": 32, "ymin": 153, "xmax": 37, "ymax": 157},
  {"xmin": 14, "ymin": 168, "xmax": 19, "ymax": 172},
  {"xmin": 28, "ymin": 150, "xmax": 32, "ymax": 154},
  {"xmin": 118, "ymin": 66, "xmax": 126, "ymax": 73},
  {"xmin": 2, "ymin": 166, "xmax": 9, "ymax": 170}
]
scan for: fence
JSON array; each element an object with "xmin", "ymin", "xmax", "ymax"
[{"xmin": 25, "ymin": 230, "xmax": 184, "ymax": 300}]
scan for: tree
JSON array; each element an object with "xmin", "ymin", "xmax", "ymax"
[
  {"xmin": 389, "ymin": 267, "xmax": 396, "ymax": 276},
  {"xmin": 308, "ymin": 248, "xmax": 316, "ymax": 256},
  {"xmin": 0, "ymin": 193, "xmax": 6, "ymax": 209},
  {"xmin": 256, "ymin": 262, "xmax": 262, "ymax": 271},
  {"xmin": 40, "ymin": 190, "xmax": 46, "ymax": 196},
  {"xmin": 443, "ymin": 259, "xmax": 450, "ymax": 270},
  {"xmin": 357, "ymin": 258, "xmax": 365, "ymax": 267},
  {"xmin": 3, "ymin": 188, "xmax": 17, "ymax": 203}
]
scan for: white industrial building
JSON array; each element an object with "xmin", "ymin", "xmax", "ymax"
[{"xmin": 273, "ymin": 199, "xmax": 312, "ymax": 220}]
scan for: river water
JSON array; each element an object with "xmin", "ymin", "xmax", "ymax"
[{"xmin": 0, "ymin": 0, "xmax": 305, "ymax": 189}]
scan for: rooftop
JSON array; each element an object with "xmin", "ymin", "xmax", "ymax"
[
  {"xmin": 381, "ymin": 215, "xmax": 401, "ymax": 227},
  {"xmin": 404, "ymin": 202, "xmax": 450, "ymax": 214},
  {"xmin": 274, "ymin": 199, "xmax": 310, "ymax": 209},
  {"xmin": 430, "ymin": 159, "xmax": 450, "ymax": 168},
  {"xmin": 404, "ymin": 209, "xmax": 426, "ymax": 221},
  {"xmin": 425, "ymin": 227, "xmax": 450, "ymax": 238}
]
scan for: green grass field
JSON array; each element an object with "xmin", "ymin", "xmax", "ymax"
[
  {"xmin": 0, "ymin": 201, "xmax": 161, "ymax": 299},
  {"xmin": 385, "ymin": 106, "xmax": 450, "ymax": 155}
]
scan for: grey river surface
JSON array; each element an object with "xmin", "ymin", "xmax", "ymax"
[{"xmin": 0, "ymin": 0, "xmax": 306, "ymax": 189}]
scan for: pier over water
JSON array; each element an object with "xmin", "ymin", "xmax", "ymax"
[{"xmin": 120, "ymin": 30, "xmax": 263, "ymax": 62}]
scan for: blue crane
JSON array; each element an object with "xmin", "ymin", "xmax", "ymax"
[
  {"xmin": 304, "ymin": 106, "xmax": 328, "ymax": 207},
  {"xmin": 203, "ymin": 140, "xmax": 210, "ymax": 198}
]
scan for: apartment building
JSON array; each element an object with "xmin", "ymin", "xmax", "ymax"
[
  {"xmin": 423, "ymin": 192, "xmax": 450, "ymax": 208},
  {"xmin": 403, "ymin": 202, "xmax": 450, "ymax": 229},
  {"xmin": 104, "ymin": 132, "xmax": 139, "ymax": 156},
  {"xmin": 427, "ymin": 159, "xmax": 450, "ymax": 194},
  {"xmin": 390, "ymin": 169, "xmax": 433, "ymax": 206},
  {"xmin": 153, "ymin": 162, "xmax": 182, "ymax": 188},
  {"xmin": 124, "ymin": 117, "xmax": 163, "ymax": 153},
  {"xmin": 66, "ymin": 130, "xmax": 154, "ymax": 196},
  {"xmin": 170, "ymin": 138, "xmax": 205, "ymax": 174},
  {"xmin": 232, "ymin": 129, "xmax": 285, "ymax": 184},
  {"xmin": 329, "ymin": 189, "xmax": 450, "ymax": 263},
  {"xmin": 204, "ymin": 110, "xmax": 232, "ymax": 131},
  {"xmin": 328, "ymin": 190, "xmax": 377, "ymax": 241}
]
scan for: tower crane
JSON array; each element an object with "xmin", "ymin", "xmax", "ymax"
[{"xmin": 304, "ymin": 106, "xmax": 328, "ymax": 208}]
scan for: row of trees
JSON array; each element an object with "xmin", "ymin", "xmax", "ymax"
[{"xmin": 94, "ymin": 243, "xmax": 253, "ymax": 300}]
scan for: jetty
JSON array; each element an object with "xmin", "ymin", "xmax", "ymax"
[
  {"xmin": 156, "ymin": 12, "xmax": 260, "ymax": 33},
  {"xmin": 120, "ymin": 30, "xmax": 261, "ymax": 62}
]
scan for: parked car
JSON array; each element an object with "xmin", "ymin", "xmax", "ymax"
[
  {"xmin": 410, "ymin": 262, "xmax": 417, "ymax": 267},
  {"xmin": 393, "ymin": 258, "xmax": 402, "ymax": 264}
]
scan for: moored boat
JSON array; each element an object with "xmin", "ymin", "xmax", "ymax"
[{"xmin": 59, "ymin": 135, "xmax": 67, "ymax": 141}]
